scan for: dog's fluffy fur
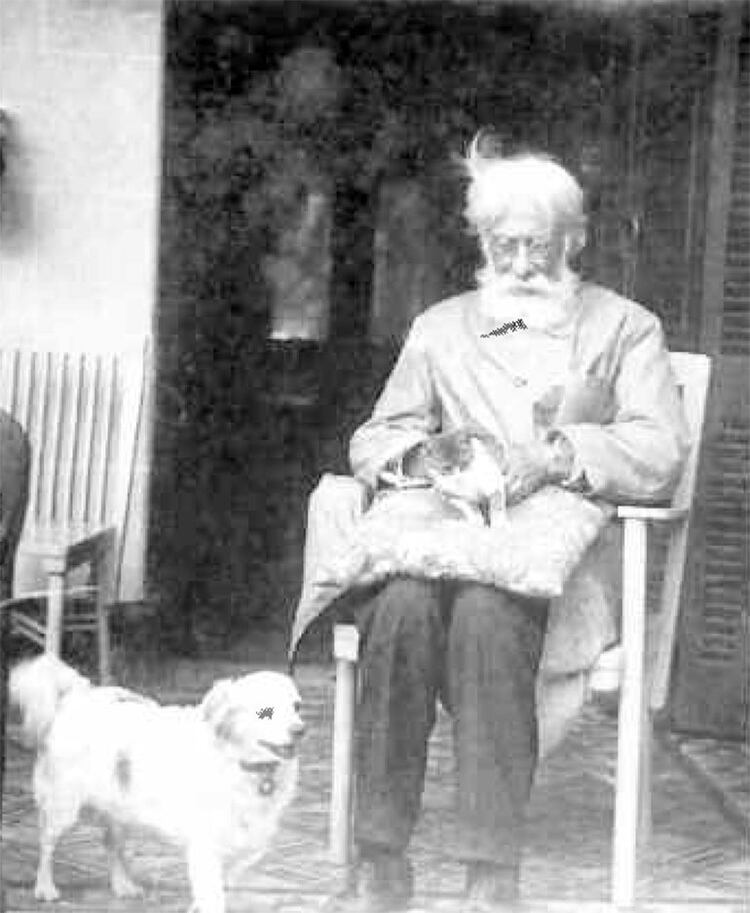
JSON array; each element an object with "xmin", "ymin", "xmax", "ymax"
[{"xmin": 9, "ymin": 654, "xmax": 304, "ymax": 913}]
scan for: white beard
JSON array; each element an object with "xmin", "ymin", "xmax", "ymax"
[{"xmin": 476, "ymin": 264, "xmax": 579, "ymax": 333}]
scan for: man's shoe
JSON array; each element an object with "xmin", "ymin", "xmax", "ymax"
[
  {"xmin": 322, "ymin": 852, "xmax": 414, "ymax": 912},
  {"xmin": 464, "ymin": 861, "xmax": 520, "ymax": 911}
]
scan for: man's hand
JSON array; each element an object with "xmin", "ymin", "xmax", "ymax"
[
  {"xmin": 504, "ymin": 435, "xmax": 574, "ymax": 506},
  {"xmin": 402, "ymin": 431, "xmax": 575, "ymax": 507}
]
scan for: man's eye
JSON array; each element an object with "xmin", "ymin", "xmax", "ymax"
[
  {"xmin": 491, "ymin": 238, "xmax": 513, "ymax": 252},
  {"xmin": 489, "ymin": 237, "xmax": 551, "ymax": 259}
]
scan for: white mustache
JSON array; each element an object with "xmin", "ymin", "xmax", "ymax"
[
  {"xmin": 476, "ymin": 264, "xmax": 565, "ymax": 299},
  {"xmin": 496, "ymin": 278, "xmax": 558, "ymax": 298},
  {"xmin": 477, "ymin": 267, "xmax": 578, "ymax": 330}
]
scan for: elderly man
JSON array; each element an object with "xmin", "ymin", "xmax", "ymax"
[{"xmin": 323, "ymin": 135, "xmax": 689, "ymax": 913}]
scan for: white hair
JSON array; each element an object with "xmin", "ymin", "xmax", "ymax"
[{"xmin": 463, "ymin": 133, "xmax": 587, "ymax": 250}]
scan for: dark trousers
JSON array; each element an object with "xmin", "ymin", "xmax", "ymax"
[{"xmin": 353, "ymin": 577, "xmax": 548, "ymax": 870}]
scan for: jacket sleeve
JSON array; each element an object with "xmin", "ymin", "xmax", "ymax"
[
  {"xmin": 349, "ymin": 318, "xmax": 441, "ymax": 490},
  {"xmin": 557, "ymin": 313, "xmax": 691, "ymax": 503}
]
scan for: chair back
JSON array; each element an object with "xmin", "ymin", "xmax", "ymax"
[
  {"xmin": 0, "ymin": 342, "xmax": 149, "ymax": 599},
  {"xmin": 650, "ymin": 351, "xmax": 712, "ymax": 709},
  {"xmin": 668, "ymin": 353, "xmax": 712, "ymax": 512}
]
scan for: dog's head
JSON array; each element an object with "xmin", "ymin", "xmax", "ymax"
[{"xmin": 201, "ymin": 671, "xmax": 305, "ymax": 768}]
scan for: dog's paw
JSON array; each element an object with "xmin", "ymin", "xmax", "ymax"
[{"xmin": 33, "ymin": 880, "xmax": 61, "ymax": 902}]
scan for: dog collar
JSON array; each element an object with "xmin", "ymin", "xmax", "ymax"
[{"xmin": 239, "ymin": 759, "xmax": 279, "ymax": 796}]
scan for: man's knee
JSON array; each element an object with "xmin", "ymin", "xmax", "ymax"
[
  {"xmin": 360, "ymin": 576, "xmax": 443, "ymax": 646},
  {"xmin": 449, "ymin": 584, "xmax": 548, "ymax": 655}
]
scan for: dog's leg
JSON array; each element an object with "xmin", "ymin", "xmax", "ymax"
[
  {"xmin": 34, "ymin": 808, "xmax": 64, "ymax": 901},
  {"xmin": 104, "ymin": 823, "xmax": 143, "ymax": 898},
  {"xmin": 33, "ymin": 755, "xmax": 86, "ymax": 902},
  {"xmin": 186, "ymin": 842, "xmax": 224, "ymax": 913}
]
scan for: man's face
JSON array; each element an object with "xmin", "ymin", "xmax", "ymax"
[{"xmin": 481, "ymin": 207, "xmax": 569, "ymax": 299}]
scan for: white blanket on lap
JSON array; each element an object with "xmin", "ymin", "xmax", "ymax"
[
  {"xmin": 289, "ymin": 475, "xmax": 620, "ymax": 677},
  {"xmin": 327, "ymin": 484, "xmax": 610, "ymax": 599}
]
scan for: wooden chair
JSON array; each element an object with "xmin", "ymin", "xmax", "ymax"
[
  {"xmin": 326, "ymin": 351, "xmax": 711, "ymax": 909},
  {"xmin": 0, "ymin": 341, "xmax": 150, "ymax": 684}
]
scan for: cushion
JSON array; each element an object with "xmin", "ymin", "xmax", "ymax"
[{"xmin": 318, "ymin": 484, "xmax": 614, "ymax": 600}]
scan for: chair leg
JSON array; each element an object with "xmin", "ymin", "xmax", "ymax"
[
  {"xmin": 639, "ymin": 708, "xmax": 653, "ymax": 849},
  {"xmin": 94, "ymin": 537, "xmax": 115, "ymax": 684},
  {"xmin": 612, "ymin": 517, "xmax": 648, "ymax": 908},
  {"xmin": 329, "ymin": 624, "xmax": 360, "ymax": 867},
  {"xmin": 43, "ymin": 561, "xmax": 66, "ymax": 656},
  {"xmin": 96, "ymin": 599, "xmax": 111, "ymax": 685}
]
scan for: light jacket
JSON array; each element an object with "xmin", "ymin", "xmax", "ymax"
[
  {"xmin": 350, "ymin": 281, "xmax": 689, "ymax": 504},
  {"xmin": 290, "ymin": 282, "xmax": 690, "ymax": 676}
]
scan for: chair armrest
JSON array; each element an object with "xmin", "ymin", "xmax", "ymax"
[
  {"xmin": 301, "ymin": 475, "xmax": 371, "ymax": 598},
  {"xmin": 314, "ymin": 474, "xmax": 372, "ymax": 512},
  {"xmin": 333, "ymin": 623, "xmax": 360, "ymax": 663},
  {"xmin": 63, "ymin": 527, "xmax": 116, "ymax": 572},
  {"xmin": 616, "ymin": 506, "xmax": 688, "ymax": 522},
  {"xmin": 0, "ymin": 584, "xmax": 98, "ymax": 613},
  {"xmin": 23, "ymin": 526, "xmax": 116, "ymax": 573}
]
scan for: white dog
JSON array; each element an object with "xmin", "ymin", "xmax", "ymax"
[{"xmin": 9, "ymin": 654, "xmax": 304, "ymax": 913}]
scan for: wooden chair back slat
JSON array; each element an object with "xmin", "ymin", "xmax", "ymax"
[
  {"xmin": 29, "ymin": 353, "xmax": 51, "ymax": 525},
  {"xmin": 94, "ymin": 356, "xmax": 118, "ymax": 527},
  {"xmin": 5, "ymin": 349, "xmax": 22, "ymax": 426},
  {"xmin": 0, "ymin": 351, "xmax": 122, "ymax": 532},
  {"xmin": 44, "ymin": 353, "xmax": 67, "ymax": 526},
  {"xmin": 65, "ymin": 355, "xmax": 86, "ymax": 525},
  {"xmin": 74, "ymin": 355, "xmax": 98, "ymax": 525},
  {"xmin": 0, "ymin": 343, "xmax": 148, "ymax": 600}
]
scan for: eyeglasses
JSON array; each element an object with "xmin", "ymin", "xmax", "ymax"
[{"xmin": 485, "ymin": 233, "xmax": 555, "ymax": 268}]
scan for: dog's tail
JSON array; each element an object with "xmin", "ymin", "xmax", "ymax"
[{"xmin": 9, "ymin": 654, "xmax": 91, "ymax": 748}]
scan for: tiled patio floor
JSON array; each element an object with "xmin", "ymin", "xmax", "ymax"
[{"xmin": 1, "ymin": 657, "xmax": 747, "ymax": 913}]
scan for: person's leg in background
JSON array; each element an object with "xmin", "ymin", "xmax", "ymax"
[
  {"xmin": 0, "ymin": 410, "xmax": 31, "ymax": 913},
  {"xmin": 351, "ymin": 576, "xmax": 447, "ymax": 911},
  {"xmin": 444, "ymin": 583, "xmax": 548, "ymax": 910}
]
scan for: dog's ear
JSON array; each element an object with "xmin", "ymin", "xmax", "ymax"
[{"xmin": 201, "ymin": 679, "xmax": 239, "ymax": 742}]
